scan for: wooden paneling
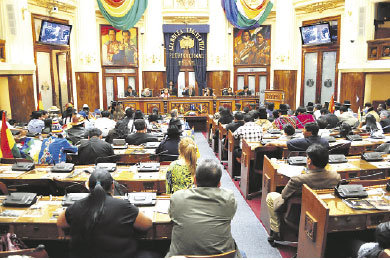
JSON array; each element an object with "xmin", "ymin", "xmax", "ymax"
[
  {"xmin": 8, "ymin": 75, "xmax": 35, "ymax": 123},
  {"xmin": 207, "ymin": 71, "xmax": 230, "ymax": 96},
  {"xmin": 142, "ymin": 71, "xmax": 165, "ymax": 97},
  {"xmin": 274, "ymin": 70, "xmax": 297, "ymax": 109},
  {"xmin": 340, "ymin": 72, "xmax": 365, "ymax": 112},
  {"xmin": 75, "ymin": 72, "xmax": 99, "ymax": 111}
]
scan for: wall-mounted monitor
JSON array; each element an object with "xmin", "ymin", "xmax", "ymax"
[
  {"xmin": 38, "ymin": 20, "xmax": 72, "ymax": 46},
  {"xmin": 299, "ymin": 23, "xmax": 332, "ymax": 46}
]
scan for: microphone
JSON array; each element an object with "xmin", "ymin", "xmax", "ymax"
[
  {"xmin": 114, "ymin": 181, "xmax": 128, "ymax": 196},
  {"xmin": 338, "ymin": 171, "xmax": 385, "ymax": 185},
  {"xmin": 64, "ymin": 181, "xmax": 88, "ymax": 196}
]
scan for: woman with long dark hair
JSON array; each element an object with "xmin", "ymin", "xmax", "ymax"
[
  {"xmin": 57, "ymin": 169, "xmax": 152, "ymax": 257},
  {"xmin": 359, "ymin": 114, "xmax": 383, "ymax": 134}
]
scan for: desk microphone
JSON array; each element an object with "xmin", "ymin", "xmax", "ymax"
[
  {"xmin": 337, "ymin": 171, "xmax": 385, "ymax": 186},
  {"xmin": 64, "ymin": 182, "xmax": 88, "ymax": 196}
]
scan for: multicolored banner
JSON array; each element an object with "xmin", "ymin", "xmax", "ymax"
[
  {"xmin": 222, "ymin": 0, "xmax": 274, "ymax": 29},
  {"xmin": 96, "ymin": 0, "xmax": 148, "ymax": 30},
  {"xmin": 0, "ymin": 112, "xmax": 21, "ymax": 159}
]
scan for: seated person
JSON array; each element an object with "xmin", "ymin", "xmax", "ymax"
[
  {"xmin": 278, "ymin": 124, "xmax": 296, "ymax": 141},
  {"xmin": 94, "ymin": 110, "xmax": 116, "ymax": 138},
  {"xmin": 295, "ymin": 106, "xmax": 316, "ymax": 129},
  {"xmin": 272, "ymin": 104, "xmax": 297, "ymax": 130},
  {"xmin": 213, "ymin": 106, "xmax": 224, "ymax": 120},
  {"xmin": 226, "ymin": 112, "xmax": 245, "ymax": 133},
  {"xmin": 218, "ymin": 108, "xmax": 234, "ymax": 125},
  {"xmin": 152, "ymin": 107, "xmax": 163, "ymax": 121},
  {"xmin": 125, "ymin": 119, "xmax": 158, "ymax": 145},
  {"xmin": 166, "ymin": 159, "xmax": 239, "ymax": 257},
  {"xmin": 358, "ymin": 114, "xmax": 383, "ymax": 134},
  {"xmin": 319, "ymin": 108, "xmax": 339, "ymax": 129},
  {"xmin": 222, "ymin": 87, "xmax": 234, "ymax": 96},
  {"xmin": 166, "ymin": 137, "xmax": 197, "ymax": 194},
  {"xmin": 66, "ymin": 115, "xmax": 87, "ymax": 145},
  {"xmin": 27, "ymin": 110, "xmax": 45, "ymax": 135},
  {"xmin": 147, "ymin": 114, "xmax": 160, "ymax": 130},
  {"xmin": 182, "ymin": 85, "xmax": 195, "ymax": 97},
  {"xmin": 238, "ymin": 86, "xmax": 252, "ymax": 96},
  {"xmin": 317, "ymin": 117, "xmax": 331, "ymax": 137},
  {"xmin": 358, "ymin": 221, "xmax": 390, "ymax": 257},
  {"xmin": 233, "ymin": 103, "xmax": 241, "ymax": 115},
  {"xmin": 38, "ymin": 121, "xmax": 78, "ymax": 164},
  {"xmin": 141, "ymin": 88, "xmax": 152, "ymax": 97},
  {"xmin": 113, "ymin": 102, "xmax": 125, "ymax": 121},
  {"xmin": 380, "ymin": 111, "xmax": 390, "ymax": 133},
  {"xmin": 124, "ymin": 86, "xmax": 137, "ymax": 97},
  {"xmin": 266, "ymin": 102, "xmax": 275, "ymax": 119},
  {"xmin": 338, "ymin": 105, "xmax": 358, "ymax": 127},
  {"xmin": 57, "ymin": 169, "xmax": 153, "ymax": 258},
  {"xmin": 266, "ymin": 144, "xmax": 340, "ymax": 244},
  {"xmin": 203, "ymin": 88, "xmax": 215, "ymax": 97},
  {"xmin": 156, "ymin": 124, "xmax": 181, "ymax": 161},
  {"xmin": 167, "ymin": 81, "xmax": 177, "ymax": 96},
  {"xmin": 160, "ymin": 88, "xmax": 170, "ymax": 98},
  {"xmin": 78, "ymin": 128, "xmax": 114, "ymax": 165},
  {"xmin": 266, "ymin": 122, "xmax": 329, "ymax": 151},
  {"xmin": 338, "ymin": 122, "xmax": 353, "ymax": 138},
  {"xmin": 256, "ymin": 107, "xmax": 273, "ymax": 132}
]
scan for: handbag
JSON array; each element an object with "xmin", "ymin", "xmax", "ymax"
[{"xmin": 0, "ymin": 233, "xmax": 27, "ymax": 252}]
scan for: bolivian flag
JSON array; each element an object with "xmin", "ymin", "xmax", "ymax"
[{"xmin": 0, "ymin": 112, "xmax": 21, "ymax": 158}]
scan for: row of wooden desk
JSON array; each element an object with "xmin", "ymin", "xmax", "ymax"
[
  {"xmin": 0, "ymin": 164, "xmax": 167, "ymax": 195},
  {"xmin": 0, "ymin": 195, "xmax": 172, "ymax": 241}
]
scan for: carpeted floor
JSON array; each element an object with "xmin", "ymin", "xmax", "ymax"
[{"xmin": 195, "ymin": 132, "xmax": 281, "ymax": 258}]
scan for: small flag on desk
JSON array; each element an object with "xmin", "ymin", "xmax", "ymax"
[
  {"xmin": 37, "ymin": 92, "xmax": 44, "ymax": 111},
  {"xmin": 358, "ymin": 107, "xmax": 361, "ymax": 122},
  {"xmin": 329, "ymin": 95, "xmax": 335, "ymax": 114},
  {"xmin": 0, "ymin": 112, "xmax": 21, "ymax": 159}
]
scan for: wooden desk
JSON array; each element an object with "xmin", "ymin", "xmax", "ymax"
[
  {"xmin": 0, "ymin": 196, "xmax": 172, "ymax": 241},
  {"xmin": 260, "ymin": 155, "xmax": 390, "ymax": 234},
  {"xmin": 113, "ymin": 146, "xmax": 157, "ymax": 164},
  {"xmin": 298, "ymin": 184, "xmax": 390, "ymax": 257},
  {"xmin": 0, "ymin": 164, "xmax": 168, "ymax": 195},
  {"xmin": 184, "ymin": 115, "xmax": 208, "ymax": 132}
]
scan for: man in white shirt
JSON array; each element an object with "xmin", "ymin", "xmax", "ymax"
[{"xmin": 94, "ymin": 110, "xmax": 116, "ymax": 138}]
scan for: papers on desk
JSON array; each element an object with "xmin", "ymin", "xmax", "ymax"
[
  {"xmin": 318, "ymin": 193, "xmax": 335, "ymax": 200},
  {"xmin": 0, "ymin": 166, "xmax": 12, "ymax": 172},
  {"xmin": 133, "ymin": 172, "xmax": 160, "ymax": 179},
  {"xmin": 155, "ymin": 199, "xmax": 170, "ymax": 214},
  {"xmin": 0, "ymin": 171, "xmax": 25, "ymax": 178},
  {"xmin": 368, "ymin": 161, "xmax": 390, "ymax": 169},
  {"xmin": 42, "ymin": 172, "xmax": 69, "ymax": 180},
  {"xmin": 277, "ymin": 165, "xmax": 304, "ymax": 178},
  {"xmin": 0, "ymin": 210, "xmax": 25, "ymax": 218},
  {"xmin": 139, "ymin": 207, "xmax": 154, "ymax": 220},
  {"xmin": 328, "ymin": 163, "xmax": 360, "ymax": 171}
]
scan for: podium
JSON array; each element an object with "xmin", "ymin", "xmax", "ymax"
[{"xmin": 264, "ymin": 90, "xmax": 285, "ymax": 109}]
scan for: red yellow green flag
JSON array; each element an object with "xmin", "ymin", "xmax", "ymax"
[
  {"xmin": 329, "ymin": 95, "xmax": 335, "ymax": 114},
  {"xmin": 0, "ymin": 112, "xmax": 21, "ymax": 158},
  {"xmin": 37, "ymin": 92, "xmax": 44, "ymax": 111}
]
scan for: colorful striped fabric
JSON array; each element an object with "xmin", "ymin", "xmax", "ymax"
[
  {"xmin": 0, "ymin": 112, "xmax": 21, "ymax": 158},
  {"xmin": 221, "ymin": 0, "xmax": 273, "ymax": 29},
  {"xmin": 96, "ymin": 0, "xmax": 148, "ymax": 30}
]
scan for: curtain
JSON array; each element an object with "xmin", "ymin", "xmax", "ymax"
[
  {"xmin": 96, "ymin": 0, "xmax": 148, "ymax": 30},
  {"xmin": 164, "ymin": 33, "xmax": 184, "ymax": 87},
  {"xmin": 188, "ymin": 33, "xmax": 207, "ymax": 96}
]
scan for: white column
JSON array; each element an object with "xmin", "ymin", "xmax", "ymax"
[{"xmin": 273, "ymin": 0, "xmax": 295, "ymax": 70}]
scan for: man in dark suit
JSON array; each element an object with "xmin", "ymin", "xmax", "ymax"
[
  {"xmin": 124, "ymin": 86, "xmax": 137, "ymax": 97},
  {"xmin": 167, "ymin": 81, "xmax": 178, "ymax": 96},
  {"xmin": 238, "ymin": 86, "xmax": 252, "ymax": 96},
  {"xmin": 266, "ymin": 144, "xmax": 340, "ymax": 244},
  {"xmin": 78, "ymin": 128, "xmax": 114, "ymax": 164},
  {"xmin": 226, "ymin": 112, "xmax": 245, "ymax": 133},
  {"xmin": 125, "ymin": 119, "xmax": 158, "ymax": 145},
  {"xmin": 182, "ymin": 85, "xmax": 195, "ymax": 97}
]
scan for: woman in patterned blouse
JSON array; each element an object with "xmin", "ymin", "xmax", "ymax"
[{"xmin": 166, "ymin": 137, "xmax": 197, "ymax": 194}]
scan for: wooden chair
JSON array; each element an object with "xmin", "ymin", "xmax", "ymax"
[
  {"xmin": 0, "ymin": 181, "xmax": 8, "ymax": 195},
  {"xmin": 379, "ymin": 248, "xmax": 390, "ymax": 258},
  {"xmin": 184, "ymin": 249, "xmax": 237, "ymax": 258},
  {"xmin": 0, "ymin": 244, "xmax": 48, "ymax": 258},
  {"xmin": 95, "ymin": 154, "xmax": 119, "ymax": 164},
  {"xmin": 329, "ymin": 141, "xmax": 352, "ymax": 156}
]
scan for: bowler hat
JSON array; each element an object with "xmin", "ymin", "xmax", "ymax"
[{"xmin": 343, "ymin": 100, "xmax": 351, "ymax": 107}]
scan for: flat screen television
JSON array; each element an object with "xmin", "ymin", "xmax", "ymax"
[
  {"xmin": 38, "ymin": 20, "xmax": 72, "ymax": 46},
  {"xmin": 299, "ymin": 23, "xmax": 332, "ymax": 46}
]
